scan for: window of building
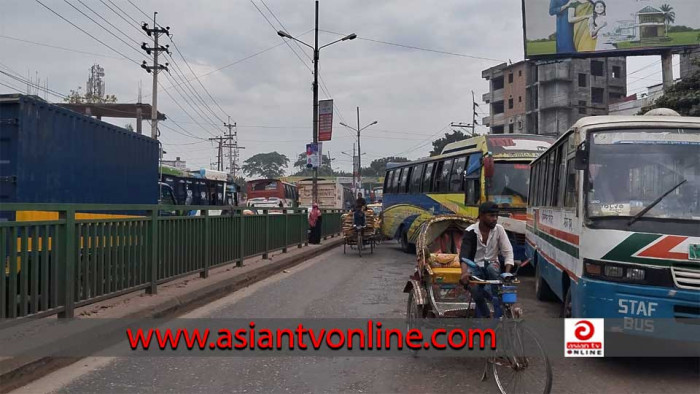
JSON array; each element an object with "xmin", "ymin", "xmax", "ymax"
[
  {"xmin": 518, "ymin": 70, "xmax": 522, "ymax": 77},
  {"xmin": 578, "ymin": 73, "xmax": 587, "ymax": 87},
  {"xmin": 508, "ymin": 98, "xmax": 514, "ymax": 109},
  {"xmin": 493, "ymin": 101, "xmax": 504, "ymax": 114},
  {"xmin": 508, "ymin": 73, "xmax": 514, "ymax": 83},
  {"xmin": 579, "ymin": 100, "xmax": 587, "ymax": 114},
  {"xmin": 591, "ymin": 87, "xmax": 604, "ymax": 104},
  {"xmin": 591, "ymin": 60, "xmax": 604, "ymax": 76},
  {"xmin": 492, "ymin": 76, "xmax": 504, "ymax": 90},
  {"xmin": 422, "ymin": 162, "xmax": 434, "ymax": 192},
  {"xmin": 509, "ymin": 124, "xmax": 514, "ymax": 133},
  {"xmin": 449, "ymin": 156, "xmax": 467, "ymax": 192},
  {"xmin": 409, "ymin": 164, "xmax": 424, "ymax": 193},
  {"xmin": 612, "ymin": 66, "xmax": 621, "ymax": 79},
  {"xmin": 518, "ymin": 96, "xmax": 522, "ymax": 103},
  {"xmin": 492, "ymin": 125, "xmax": 504, "ymax": 134}
]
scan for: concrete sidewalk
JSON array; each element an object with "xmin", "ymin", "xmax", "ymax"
[{"xmin": 0, "ymin": 237, "xmax": 343, "ymax": 392}]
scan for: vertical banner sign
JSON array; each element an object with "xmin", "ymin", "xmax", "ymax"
[
  {"xmin": 306, "ymin": 143, "xmax": 322, "ymax": 168},
  {"xmin": 318, "ymin": 99, "xmax": 334, "ymax": 141}
]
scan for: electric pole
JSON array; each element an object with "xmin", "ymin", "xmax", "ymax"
[
  {"xmin": 222, "ymin": 117, "xmax": 245, "ymax": 178},
  {"xmin": 140, "ymin": 12, "xmax": 170, "ymax": 140},
  {"xmin": 209, "ymin": 136, "xmax": 224, "ymax": 171},
  {"xmin": 340, "ymin": 107, "xmax": 377, "ymax": 194}
]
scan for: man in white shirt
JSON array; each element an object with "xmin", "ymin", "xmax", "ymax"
[{"xmin": 459, "ymin": 202, "xmax": 514, "ymax": 318}]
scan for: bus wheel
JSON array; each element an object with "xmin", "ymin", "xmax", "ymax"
[
  {"xmin": 400, "ymin": 229, "xmax": 411, "ymax": 254},
  {"xmin": 535, "ymin": 262, "xmax": 556, "ymax": 301},
  {"xmin": 560, "ymin": 287, "xmax": 573, "ymax": 318}
]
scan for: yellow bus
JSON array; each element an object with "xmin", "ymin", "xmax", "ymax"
[{"xmin": 381, "ymin": 134, "xmax": 553, "ymax": 260}]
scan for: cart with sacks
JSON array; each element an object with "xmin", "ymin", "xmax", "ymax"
[{"xmin": 341, "ymin": 208, "xmax": 379, "ymax": 256}]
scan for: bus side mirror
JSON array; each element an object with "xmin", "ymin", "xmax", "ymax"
[
  {"xmin": 574, "ymin": 142, "xmax": 588, "ymax": 171},
  {"xmin": 483, "ymin": 156, "xmax": 495, "ymax": 178}
]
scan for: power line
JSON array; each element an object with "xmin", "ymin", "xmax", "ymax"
[
  {"xmin": 127, "ymin": 0, "xmax": 151, "ymax": 21},
  {"xmin": 160, "ymin": 73, "xmax": 219, "ymax": 136},
  {"xmin": 62, "ymin": 0, "xmax": 144, "ymax": 59},
  {"xmin": 101, "ymin": 0, "xmax": 145, "ymax": 36},
  {"xmin": 75, "ymin": 0, "xmax": 141, "ymax": 46},
  {"xmin": 319, "ymin": 29, "xmax": 505, "ymax": 63},
  {"xmin": 34, "ymin": 0, "xmax": 140, "ymax": 65},
  {"xmin": 0, "ymin": 34, "xmax": 122, "ymax": 59}
]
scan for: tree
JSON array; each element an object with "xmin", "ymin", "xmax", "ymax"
[
  {"xmin": 639, "ymin": 60, "xmax": 700, "ymax": 116},
  {"xmin": 660, "ymin": 4, "xmax": 675, "ymax": 36},
  {"xmin": 430, "ymin": 130, "xmax": 467, "ymax": 156},
  {"xmin": 64, "ymin": 86, "xmax": 118, "ymax": 104},
  {"xmin": 242, "ymin": 152, "xmax": 289, "ymax": 179},
  {"xmin": 292, "ymin": 152, "xmax": 337, "ymax": 176},
  {"xmin": 364, "ymin": 156, "xmax": 410, "ymax": 177},
  {"xmin": 124, "ymin": 124, "xmax": 134, "ymax": 131}
]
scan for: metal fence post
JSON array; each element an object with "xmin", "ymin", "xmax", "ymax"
[
  {"xmin": 58, "ymin": 208, "xmax": 75, "ymax": 318},
  {"xmin": 263, "ymin": 208, "xmax": 270, "ymax": 259},
  {"xmin": 282, "ymin": 211, "xmax": 288, "ymax": 253},
  {"xmin": 237, "ymin": 210, "xmax": 244, "ymax": 267},
  {"xmin": 298, "ymin": 208, "xmax": 304, "ymax": 248},
  {"xmin": 201, "ymin": 209, "xmax": 210, "ymax": 278},
  {"xmin": 146, "ymin": 209, "xmax": 158, "ymax": 295}
]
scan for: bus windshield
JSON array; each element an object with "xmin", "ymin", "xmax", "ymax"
[
  {"xmin": 587, "ymin": 129, "xmax": 700, "ymax": 220},
  {"xmin": 489, "ymin": 162, "xmax": 530, "ymax": 206}
]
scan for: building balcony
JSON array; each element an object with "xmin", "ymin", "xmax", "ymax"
[
  {"xmin": 491, "ymin": 89, "xmax": 504, "ymax": 103},
  {"xmin": 491, "ymin": 113, "xmax": 505, "ymax": 125},
  {"xmin": 482, "ymin": 116, "xmax": 491, "ymax": 127},
  {"xmin": 482, "ymin": 92, "xmax": 490, "ymax": 103}
]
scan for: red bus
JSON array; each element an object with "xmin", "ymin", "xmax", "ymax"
[{"xmin": 245, "ymin": 179, "xmax": 298, "ymax": 209}]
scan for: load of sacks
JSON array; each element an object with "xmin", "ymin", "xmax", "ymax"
[
  {"xmin": 342, "ymin": 208, "xmax": 378, "ymax": 238},
  {"xmin": 427, "ymin": 253, "xmax": 461, "ymax": 268}
]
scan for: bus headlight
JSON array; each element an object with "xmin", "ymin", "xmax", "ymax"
[
  {"xmin": 604, "ymin": 265, "xmax": 624, "ymax": 278},
  {"xmin": 625, "ymin": 268, "xmax": 646, "ymax": 281}
]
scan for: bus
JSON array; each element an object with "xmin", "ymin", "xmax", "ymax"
[
  {"xmin": 382, "ymin": 134, "xmax": 553, "ymax": 257},
  {"xmin": 245, "ymin": 179, "xmax": 298, "ymax": 209},
  {"xmin": 526, "ymin": 113, "xmax": 699, "ymax": 334}
]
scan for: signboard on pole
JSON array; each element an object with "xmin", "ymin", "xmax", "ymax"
[
  {"xmin": 522, "ymin": 0, "xmax": 700, "ymax": 59},
  {"xmin": 306, "ymin": 142, "xmax": 322, "ymax": 168},
  {"xmin": 318, "ymin": 99, "xmax": 334, "ymax": 141}
]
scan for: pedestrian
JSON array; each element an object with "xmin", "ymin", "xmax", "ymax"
[{"xmin": 308, "ymin": 203, "xmax": 322, "ymax": 244}]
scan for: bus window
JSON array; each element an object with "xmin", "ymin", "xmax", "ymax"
[
  {"xmin": 409, "ymin": 164, "xmax": 424, "ymax": 193},
  {"xmin": 399, "ymin": 167, "xmax": 410, "ymax": 194},
  {"xmin": 438, "ymin": 159, "xmax": 454, "ymax": 193},
  {"xmin": 450, "ymin": 156, "xmax": 467, "ymax": 192},
  {"xmin": 465, "ymin": 155, "xmax": 481, "ymax": 204},
  {"xmin": 564, "ymin": 157, "xmax": 577, "ymax": 208},
  {"xmin": 384, "ymin": 170, "xmax": 393, "ymax": 193},
  {"xmin": 422, "ymin": 162, "xmax": 434, "ymax": 192},
  {"xmin": 392, "ymin": 168, "xmax": 402, "ymax": 194}
]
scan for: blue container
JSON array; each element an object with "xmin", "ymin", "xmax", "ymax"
[
  {"xmin": 501, "ymin": 286, "xmax": 518, "ymax": 303},
  {"xmin": 0, "ymin": 94, "xmax": 159, "ymax": 220}
]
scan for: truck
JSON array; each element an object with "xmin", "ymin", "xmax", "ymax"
[
  {"xmin": 0, "ymin": 94, "xmax": 173, "ymax": 221},
  {"xmin": 297, "ymin": 179, "xmax": 350, "ymax": 209}
]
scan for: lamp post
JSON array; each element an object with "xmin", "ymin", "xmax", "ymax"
[
  {"xmin": 340, "ymin": 107, "xmax": 377, "ymax": 196},
  {"xmin": 277, "ymin": 1, "xmax": 356, "ymax": 204}
]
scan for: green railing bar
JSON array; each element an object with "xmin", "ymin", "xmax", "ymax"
[{"xmin": 148, "ymin": 210, "xmax": 158, "ymax": 294}]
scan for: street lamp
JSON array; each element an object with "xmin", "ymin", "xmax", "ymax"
[
  {"xmin": 277, "ymin": 0, "xmax": 356, "ymax": 204},
  {"xmin": 340, "ymin": 107, "xmax": 378, "ymax": 195}
]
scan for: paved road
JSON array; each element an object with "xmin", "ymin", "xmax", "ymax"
[{"xmin": 16, "ymin": 243, "xmax": 700, "ymax": 393}]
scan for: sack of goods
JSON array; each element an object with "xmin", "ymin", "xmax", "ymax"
[{"xmin": 428, "ymin": 253, "xmax": 461, "ymax": 268}]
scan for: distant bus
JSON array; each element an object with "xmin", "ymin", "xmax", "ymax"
[
  {"xmin": 381, "ymin": 134, "xmax": 553, "ymax": 258},
  {"xmin": 246, "ymin": 179, "xmax": 298, "ymax": 209},
  {"xmin": 526, "ymin": 114, "xmax": 700, "ymax": 333}
]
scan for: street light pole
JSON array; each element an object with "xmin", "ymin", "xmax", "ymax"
[
  {"xmin": 341, "ymin": 109, "xmax": 377, "ymax": 197},
  {"xmin": 312, "ymin": 0, "xmax": 320, "ymax": 204},
  {"xmin": 277, "ymin": 0, "xmax": 356, "ymax": 205}
]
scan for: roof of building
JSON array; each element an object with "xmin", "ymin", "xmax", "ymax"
[{"xmin": 637, "ymin": 6, "xmax": 663, "ymax": 14}]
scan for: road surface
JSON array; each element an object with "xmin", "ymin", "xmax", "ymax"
[{"xmin": 15, "ymin": 242, "xmax": 700, "ymax": 393}]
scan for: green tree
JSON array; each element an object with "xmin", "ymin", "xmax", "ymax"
[
  {"xmin": 242, "ymin": 152, "xmax": 289, "ymax": 179},
  {"xmin": 63, "ymin": 86, "xmax": 118, "ymax": 104},
  {"xmin": 430, "ymin": 130, "xmax": 467, "ymax": 156},
  {"xmin": 363, "ymin": 156, "xmax": 410, "ymax": 177},
  {"xmin": 292, "ymin": 152, "xmax": 336, "ymax": 176},
  {"xmin": 660, "ymin": 4, "xmax": 675, "ymax": 36},
  {"xmin": 124, "ymin": 123, "xmax": 134, "ymax": 131},
  {"xmin": 640, "ymin": 60, "xmax": 700, "ymax": 116}
]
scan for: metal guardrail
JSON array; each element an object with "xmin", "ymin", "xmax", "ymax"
[{"xmin": 1, "ymin": 204, "xmax": 343, "ymax": 319}]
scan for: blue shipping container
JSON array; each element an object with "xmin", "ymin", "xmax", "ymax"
[{"xmin": 0, "ymin": 94, "xmax": 159, "ymax": 219}]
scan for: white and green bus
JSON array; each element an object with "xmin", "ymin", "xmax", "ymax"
[{"xmin": 526, "ymin": 112, "xmax": 700, "ymax": 333}]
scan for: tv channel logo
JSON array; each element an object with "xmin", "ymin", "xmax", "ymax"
[{"xmin": 565, "ymin": 319, "xmax": 604, "ymax": 357}]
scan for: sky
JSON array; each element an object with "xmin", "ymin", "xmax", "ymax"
[{"xmin": 0, "ymin": 0, "xmax": 684, "ymax": 175}]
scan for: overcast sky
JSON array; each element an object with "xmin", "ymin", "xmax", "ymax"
[{"xmin": 0, "ymin": 0, "xmax": 682, "ymax": 174}]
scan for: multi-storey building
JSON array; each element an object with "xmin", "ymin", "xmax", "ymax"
[{"xmin": 482, "ymin": 58, "xmax": 627, "ymax": 135}]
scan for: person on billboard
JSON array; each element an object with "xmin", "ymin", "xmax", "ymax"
[
  {"xmin": 549, "ymin": 0, "xmax": 577, "ymax": 53},
  {"xmin": 589, "ymin": 1, "xmax": 614, "ymax": 50},
  {"xmin": 570, "ymin": 0, "xmax": 596, "ymax": 52}
]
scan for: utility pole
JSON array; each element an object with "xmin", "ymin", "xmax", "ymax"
[
  {"xmin": 471, "ymin": 90, "xmax": 480, "ymax": 136},
  {"xmin": 661, "ymin": 51, "xmax": 674, "ymax": 91},
  {"xmin": 356, "ymin": 107, "xmax": 362, "ymax": 194},
  {"xmin": 312, "ymin": 0, "xmax": 320, "ymax": 204},
  {"xmin": 209, "ymin": 136, "xmax": 224, "ymax": 171},
  {"xmin": 222, "ymin": 117, "xmax": 245, "ymax": 178},
  {"xmin": 140, "ymin": 12, "xmax": 170, "ymax": 140}
]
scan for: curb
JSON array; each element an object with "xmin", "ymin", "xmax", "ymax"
[{"xmin": 0, "ymin": 237, "xmax": 343, "ymax": 393}]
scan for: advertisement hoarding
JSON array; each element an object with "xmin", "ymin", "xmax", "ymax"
[
  {"xmin": 523, "ymin": 0, "xmax": 700, "ymax": 59},
  {"xmin": 306, "ymin": 142, "xmax": 322, "ymax": 168},
  {"xmin": 318, "ymin": 99, "xmax": 333, "ymax": 141}
]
